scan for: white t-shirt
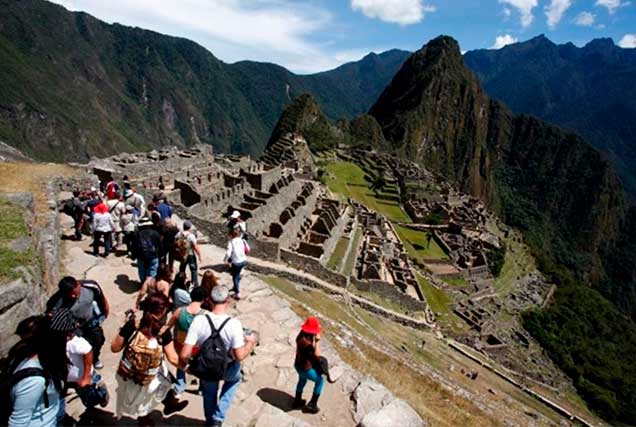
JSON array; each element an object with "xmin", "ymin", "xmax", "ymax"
[
  {"xmin": 66, "ymin": 336, "xmax": 93, "ymax": 383},
  {"xmin": 224, "ymin": 237, "xmax": 248, "ymax": 264},
  {"xmin": 184, "ymin": 313, "xmax": 245, "ymax": 359}
]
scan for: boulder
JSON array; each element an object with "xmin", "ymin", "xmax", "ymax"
[
  {"xmin": 358, "ymin": 399, "xmax": 426, "ymax": 427},
  {"xmin": 352, "ymin": 377, "xmax": 394, "ymax": 422},
  {"xmin": 254, "ymin": 405, "xmax": 312, "ymax": 427}
]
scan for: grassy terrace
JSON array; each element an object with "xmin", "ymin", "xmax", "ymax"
[
  {"xmin": 326, "ymin": 237, "xmax": 349, "ymax": 271},
  {"xmin": 342, "ymin": 227, "xmax": 363, "ymax": 277},
  {"xmin": 0, "ymin": 199, "xmax": 33, "ymax": 282},
  {"xmin": 324, "ymin": 161, "xmax": 410, "ymax": 222},
  {"xmin": 393, "ymin": 224, "xmax": 449, "ymax": 261}
]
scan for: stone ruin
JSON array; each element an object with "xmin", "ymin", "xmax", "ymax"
[{"xmin": 351, "ymin": 202, "xmax": 427, "ymax": 310}]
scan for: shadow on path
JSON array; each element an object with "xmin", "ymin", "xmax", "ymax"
[
  {"xmin": 257, "ymin": 387, "xmax": 295, "ymax": 413},
  {"xmin": 114, "ymin": 274, "xmax": 140, "ymax": 295},
  {"xmin": 74, "ymin": 407, "xmax": 205, "ymax": 426}
]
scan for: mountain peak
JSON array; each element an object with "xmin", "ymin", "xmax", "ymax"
[{"xmin": 584, "ymin": 37, "xmax": 616, "ymax": 50}]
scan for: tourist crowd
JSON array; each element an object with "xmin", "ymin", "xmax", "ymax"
[{"xmin": 4, "ymin": 177, "xmax": 332, "ymax": 427}]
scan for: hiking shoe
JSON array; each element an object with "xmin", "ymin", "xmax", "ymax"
[
  {"xmin": 292, "ymin": 397, "xmax": 306, "ymax": 409},
  {"xmin": 93, "ymin": 360, "xmax": 104, "ymax": 370},
  {"xmin": 303, "ymin": 402, "xmax": 320, "ymax": 414}
]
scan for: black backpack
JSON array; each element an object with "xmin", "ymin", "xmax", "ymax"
[
  {"xmin": 131, "ymin": 230, "xmax": 158, "ymax": 262},
  {"xmin": 0, "ymin": 367, "xmax": 50, "ymax": 425},
  {"xmin": 189, "ymin": 316, "xmax": 232, "ymax": 381}
]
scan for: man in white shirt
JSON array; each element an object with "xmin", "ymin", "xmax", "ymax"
[
  {"xmin": 124, "ymin": 188, "xmax": 146, "ymax": 218},
  {"xmin": 224, "ymin": 228, "xmax": 248, "ymax": 300},
  {"xmin": 106, "ymin": 193, "xmax": 127, "ymax": 249},
  {"xmin": 180, "ymin": 286, "xmax": 256, "ymax": 427}
]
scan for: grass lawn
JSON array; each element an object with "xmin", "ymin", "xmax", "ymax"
[
  {"xmin": 443, "ymin": 276, "xmax": 467, "ymax": 288},
  {"xmin": 326, "ymin": 237, "xmax": 349, "ymax": 271},
  {"xmin": 0, "ymin": 199, "xmax": 34, "ymax": 282},
  {"xmin": 394, "ymin": 224, "xmax": 449, "ymax": 261},
  {"xmin": 342, "ymin": 227, "xmax": 363, "ymax": 277},
  {"xmin": 324, "ymin": 162, "xmax": 410, "ymax": 222},
  {"xmin": 417, "ymin": 273, "xmax": 451, "ymax": 315}
]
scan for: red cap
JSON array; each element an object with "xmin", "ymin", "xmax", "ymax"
[{"xmin": 300, "ymin": 317, "xmax": 321, "ymax": 335}]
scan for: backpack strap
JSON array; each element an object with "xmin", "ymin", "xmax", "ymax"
[
  {"xmin": 10, "ymin": 368, "xmax": 50, "ymax": 408},
  {"xmin": 204, "ymin": 315, "xmax": 231, "ymax": 339}
]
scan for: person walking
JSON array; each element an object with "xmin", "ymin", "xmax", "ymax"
[
  {"xmin": 161, "ymin": 217, "xmax": 179, "ymax": 273},
  {"xmin": 167, "ymin": 286, "xmax": 206, "ymax": 397},
  {"xmin": 111, "ymin": 293, "xmax": 188, "ymax": 426},
  {"xmin": 5, "ymin": 316, "xmax": 67, "ymax": 427},
  {"xmin": 132, "ymin": 217, "xmax": 162, "ymax": 299},
  {"xmin": 136, "ymin": 263, "xmax": 171, "ymax": 309},
  {"xmin": 46, "ymin": 277, "xmax": 110, "ymax": 371},
  {"xmin": 155, "ymin": 195, "xmax": 172, "ymax": 222},
  {"xmin": 179, "ymin": 286, "xmax": 257, "ymax": 427},
  {"xmin": 293, "ymin": 317, "xmax": 327, "ymax": 414},
  {"xmin": 200, "ymin": 270, "xmax": 220, "ymax": 311},
  {"xmin": 124, "ymin": 188, "xmax": 146, "ymax": 218},
  {"xmin": 92, "ymin": 201, "xmax": 115, "ymax": 257},
  {"xmin": 49, "ymin": 309, "xmax": 109, "ymax": 412},
  {"xmin": 169, "ymin": 272, "xmax": 191, "ymax": 310},
  {"xmin": 224, "ymin": 228, "xmax": 248, "ymax": 300},
  {"xmin": 227, "ymin": 210, "xmax": 246, "ymax": 238},
  {"xmin": 176, "ymin": 221, "xmax": 201, "ymax": 288},
  {"xmin": 107, "ymin": 193, "xmax": 127, "ymax": 249}
]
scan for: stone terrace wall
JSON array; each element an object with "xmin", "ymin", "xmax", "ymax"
[
  {"xmin": 245, "ymin": 179, "xmax": 302, "ymax": 236},
  {"xmin": 351, "ymin": 277, "xmax": 429, "ymax": 313},
  {"xmin": 318, "ymin": 205, "xmax": 351, "ymax": 265},
  {"xmin": 276, "ymin": 186, "xmax": 319, "ymax": 250},
  {"xmin": 281, "ymin": 248, "xmax": 348, "ymax": 288}
]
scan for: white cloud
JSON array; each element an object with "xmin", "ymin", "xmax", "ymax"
[
  {"xmin": 351, "ymin": 0, "xmax": 436, "ymax": 26},
  {"xmin": 619, "ymin": 34, "xmax": 636, "ymax": 48},
  {"xmin": 499, "ymin": 0, "xmax": 538, "ymax": 27},
  {"xmin": 48, "ymin": 0, "xmax": 373, "ymax": 73},
  {"xmin": 492, "ymin": 34, "xmax": 518, "ymax": 49},
  {"xmin": 595, "ymin": 0, "xmax": 630, "ymax": 13},
  {"xmin": 503, "ymin": 7, "xmax": 512, "ymax": 18},
  {"xmin": 545, "ymin": 0, "xmax": 572, "ymax": 28},
  {"xmin": 574, "ymin": 11, "xmax": 596, "ymax": 26}
]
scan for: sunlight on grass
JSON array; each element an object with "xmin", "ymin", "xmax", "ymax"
[
  {"xmin": 394, "ymin": 224, "xmax": 449, "ymax": 261},
  {"xmin": 324, "ymin": 162, "xmax": 409, "ymax": 222}
]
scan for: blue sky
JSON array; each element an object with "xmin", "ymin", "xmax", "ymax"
[{"xmin": 50, "ymin": 0, "xmax": 636, "ymax": 73}]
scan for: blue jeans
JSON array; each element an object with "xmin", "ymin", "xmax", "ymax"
[
  {"xmin": 295, "ymin": 367, "xmax": 324, "ymax": 397},
  {"xmin": 175, "ymin": 368, "xmax": 187, "ymax": 395},
  {"xmin": 230, "ymin": 261, "xmax": 247, "ymax": 294},
  {"xmin": 179, "ymin": 255, "xmax": 198, "ymax": 287},
  {"xmin": 200, "ymin": 361, "xmax": 241, "ymax": 424},
  {"xmin": 138, "ymin": 257, "xmax": 159, "ymax": 283}
]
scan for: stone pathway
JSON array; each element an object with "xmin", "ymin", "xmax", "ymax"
[{"xmin": 59, "ymin": 217, "xmax": 416, "ymax": 427}]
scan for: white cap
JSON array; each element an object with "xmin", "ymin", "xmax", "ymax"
[{"xmin": 230, "ymin": 210, "xmax": 241, "ymax": 219}]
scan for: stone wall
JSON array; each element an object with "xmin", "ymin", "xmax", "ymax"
[
  {"xmin": 319, "ymin": 205, "xmax": 351, "ymax": 265},
  {"xmin": 280, "ymin": 249, "xmax": 348, "ymax": 288},
  {"xmin": 276, "ymin": 186, "xmax": 319, "ymax": 250},
  {"xmin": 350, "ymin": 277, "xmax": 429, "ymax": 313},
  {"xmin": 244, "ymin": 179, "xmax": 302, "ymax": 236},
  {"xmin": 0, "ymin": 191, "xmax": 62, "ymax": 360}
]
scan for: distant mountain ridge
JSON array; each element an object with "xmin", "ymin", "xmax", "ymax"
[
  {"xmin": 464, "ymin": 35, "xmax": 636, "ymax": 193},
  {"xmin": 0, "ymin": 0, "xmax": 410, "ymax": 161}
]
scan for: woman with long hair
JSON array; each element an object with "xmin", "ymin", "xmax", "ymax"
[
  {"xmin": 136, "ymin": 264, "xmax": 170, "ymax": 308},
  {"xmin": 293, "ymin": 317, "xmax": 326, "ymax": 414},
  {"xmin": 169, "ymin": 272, "xmax": 190, "ymax": 310},
  {"xmin": 200, "ymin": 270, "xmax": 220, "ymax": 310},
  {"xmin": 6, "ymin": 315, "xmax": 68, "ymax": 427},
  {"xmin": 166, "ymin": 286, "xmax": 206, "ymax": 396},
  {"xmin": 111, "ymin": 293, "xmax": 187, "ymax": 426}
]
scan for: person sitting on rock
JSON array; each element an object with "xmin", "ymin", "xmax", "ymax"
[{"xmin": 293, "ymin": 317, "xmax": 327, "ymax": 414}]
